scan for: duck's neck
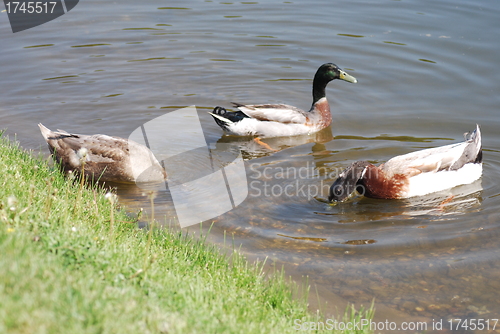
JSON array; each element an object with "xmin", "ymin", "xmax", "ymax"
[
  {"xmin": 359, "ymin": 165, "xmax": 409, "ymax": 199},
  {"xmin": 311, "ymin": 74, "xmax": 331, "ymax": 106},
  {"xmin": 309, "ymin": 74, "xmax": 332, "ymax": 127}
]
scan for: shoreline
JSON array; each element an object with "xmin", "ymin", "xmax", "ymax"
[{"xmin": 0, "ymin": 132, "xmax": 372, "ymax": 333}]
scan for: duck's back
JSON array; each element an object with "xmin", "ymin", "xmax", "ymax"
[
  {"xmin": 38, "ymin": 124, "xmax": 166, "ymax": 183},
  {"xmin": 381, "ymin": 125, "xmax": 482, "ymax": 198},
  {"xmin": 382, "ymin": 125, "xmax": 482, "ymax": 177}
]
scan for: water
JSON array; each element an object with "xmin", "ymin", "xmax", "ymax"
[{"xmin": 2, "ymin": 0, "xmax": 500, "ymax": 331}]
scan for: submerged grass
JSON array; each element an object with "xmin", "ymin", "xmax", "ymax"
[{"xmin": 0, "ymin": 132, "xmax": 373, "ymax": 334}]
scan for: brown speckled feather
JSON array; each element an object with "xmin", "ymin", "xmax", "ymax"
[{"xmin": 38, "ymin": 124, "xmax": 166, "ymax": 183}]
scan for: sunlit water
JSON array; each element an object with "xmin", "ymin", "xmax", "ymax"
[{"xmin": 2, "ymin": 0, "xmax": 500, "ymax": 332}]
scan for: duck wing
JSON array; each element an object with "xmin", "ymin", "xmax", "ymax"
[
  {"xmin": 232, "ymin": 102, "xmax": 307, "ymax": 124},
  {"xmin": 382, "ymin": 125, "xmax": 482, "ymax": 177},
  {"xmin": 40, "ymin": 124, "xmax": 129, "ymax": 163},
  {"xmin": 39, "ymin": 124, "xmax": 168, "ymax": 182},
  {"xmin": 70, "ymin": 134, "xmax": 130, "ymax": 162}
]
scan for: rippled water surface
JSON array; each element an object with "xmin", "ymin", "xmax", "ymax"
[{"xmin": 2, "ymin": 0, "xmax": 500, "ymax": 332}]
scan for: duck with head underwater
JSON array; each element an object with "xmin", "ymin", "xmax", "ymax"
[
  {"xmin": 329, "ymin": 125, "xmax": 483, "ymax": 202},
  {"xmin": 210, "ymin": 63, "xmax": 357, "ymax": 138}
]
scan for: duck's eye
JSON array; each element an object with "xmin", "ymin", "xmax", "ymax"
[{"xmin": 334, "ymin": 186, "xmax": 343, "ymax": 196}]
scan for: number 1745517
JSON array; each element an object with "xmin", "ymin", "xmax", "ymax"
[
  {"xmin": 5, "ymin": 2, "xmax": 57, "ymax": 14},
  {"xmin": 448, "ymin": 319, "xmax": 498, "ymax": 331}
]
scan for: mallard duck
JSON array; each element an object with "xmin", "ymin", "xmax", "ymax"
[
  {"xmin": 210, "ymin": 63, "xmax": 357, "ymax": 137},
  {"xmin": 38, "ymin": 124, "xmax": 166, "ymax": 183},
  {"xmin": 329, "ymin": 125, "xmax": 482, "ymax": 201}
]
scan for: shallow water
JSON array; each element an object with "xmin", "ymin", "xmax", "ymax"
[{"xmin": 2, "ymin": 0, "xmax": 500, "ymax": 332}]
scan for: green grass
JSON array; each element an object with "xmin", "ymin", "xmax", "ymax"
[{"xmin": 0, "ymin": 132, "xmax": 373, "ymax": 334}]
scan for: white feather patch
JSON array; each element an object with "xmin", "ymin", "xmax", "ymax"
[
  {"xmin": 237, "ymin": 105, "xmax": 307, "ymax": 124},
  {"xmin": 406, "ymin": 163, "xmax": 482, "ymax": 198},
  {"xmin": 226, "ymin": 118, "xmax": 315, "ymax": 137},
  {"xmin": 209, "ymin": 112, "xmax": 234, "ymax": 124}
]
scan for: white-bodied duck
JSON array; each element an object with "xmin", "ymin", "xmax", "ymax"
[
  {"xmin": 210, "ymin": 63, "xmax": 357, "ymax": 138},
  {"xmin": 329, "ymin": 125, "xmax": 482, "ymax": 201},
  {"xmin": 38, "ymin": 124, "xmax": 166, "ymax": 183}
]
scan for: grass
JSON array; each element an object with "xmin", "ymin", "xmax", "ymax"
[{"xmin": 0, "ymin": 132, "xmax": 374, "ymax": 334}]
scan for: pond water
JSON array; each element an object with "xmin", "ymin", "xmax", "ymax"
[{"xmin": 2, "ymin": 0, "xmax": 500, "ymax": 332}]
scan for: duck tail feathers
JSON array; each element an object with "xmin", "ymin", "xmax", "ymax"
[
  {"xmin": 471, "ymin": 124, "xmax": 482, "ymax": 163},
  {"xmin": 209, "ymin": 106, "xmax": 250, "ymax": 130},
  {"xmin": 38, "ymin": 123, "xmax": 52, "ymax": 141},
  {"xmin": 465, "ymin": 124, "xmax": 481, "ymax": 144},
  {"xmin": 474, "ymin": 124, "xmax": 481, "ymax": 144},
  {"xmin": 209, "ymin": 106, "xmax": 234, "ymax": 130},
  {"xmin": 451, "ymin": 125, "xmax": 482, "ymax": 169}
]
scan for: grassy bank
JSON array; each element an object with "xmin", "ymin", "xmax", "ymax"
[{"xmin": 0, "ymin": 132, "xmax": 373, "ymax": 334}]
